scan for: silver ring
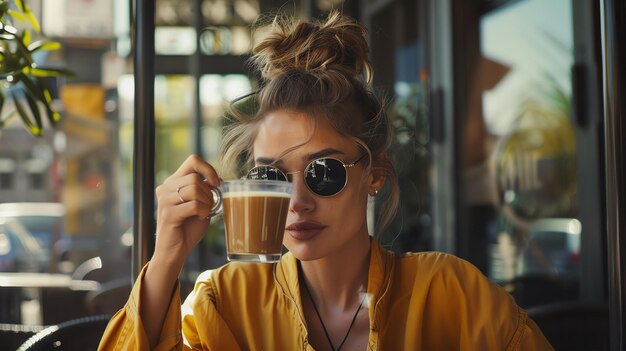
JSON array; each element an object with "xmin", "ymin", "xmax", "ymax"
[{"xmin": 176, "ymin": 187, "xmax": 185, "ymax": 204}]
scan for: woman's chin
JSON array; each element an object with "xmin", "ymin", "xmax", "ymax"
[{"xmin": 283, "ymin": 241, "xmax": 326, "ymax": 262}]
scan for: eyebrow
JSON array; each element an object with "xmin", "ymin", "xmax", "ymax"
[
  {"xmin": 308, "ymin": 148, "xmax": 345, "ymax": 160},
  {"xmin": 254, "ymin": 148, "xmax": 345, "ymax": 165}
]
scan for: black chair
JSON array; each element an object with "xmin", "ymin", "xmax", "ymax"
[
  {"xmin": 509, "ymin": 274, "xmax": 579, "ymax": 308},
  {"xmin": 85, "ymin": 278, "xmax": 132, "ymax": 316},
  {"xmin": 17, "ymin": 315, "xmax": 110, "ymax": 351},
  {"xmin": 0, "ymin": 323, "xmax": 44, "ymax": 351},
  {"xmin": 527, "ymin": 301, "xmax": 609, "ymax": 351}
]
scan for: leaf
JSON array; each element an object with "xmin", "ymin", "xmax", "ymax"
[
  {"xmin": 12, "ymin": 92, "xmax": 41, "ymax": 136},
  {"xmin": 22, "ymin": 29, "xmax": 30, "ymax": 45},
  {"xmin": 0, "ymin": 111, "xmax": 17, "ymax": 128},
  {"xmin": 24, "ymin": 88, "xmax": 42, "ymax": 131},
  {"xmin": 40, "ymin": 41, "xmax": 61, "ymax": 51},
  {"xmin": 20, "ymin": 76, "xmax": 57, "ymax": 127},
  {"xmin": 28, "ymin": 40, "xmax": 61, "ymax": 52},
  {"xmin": 2, "ymin": 24, "xmax": 17, "ymax": 34},
  {"xmin": 15, "ymin": 0, "xmax": 25, "ymax": 12},
  {"xmin": 35, "ymin": 77, "xmax": 60, "ymax": 124},
  {"xmin": 0, "ymin": 72, "xmax": 21, "ymax": 80},
  {"xmin": 25, "ymin": 7, "xmax": 40, "ymax": 33},
  {"xmin": 6, "ymin": 9, "xmax": 25, "ymax": 22},
  {"xmin": 0, "ymin": 2, "xmax": 9, "ymax": 15},
  {"xmin": 42, "ymin": 87, "xmax": 51, "ymax": 103},
  {"xmin": 30, "ymin": 67, "xmax": 75, "ymax": 78},
  {"xmin": 0, "ymin": 89, "xmax": 4, "ymax": 117},
  {"xmin": 13, "ymin": 37, "xmax": 34, "ymax": 65},
  {"xmin": 20, "ymin": 73, "xmax": 44, "ymax": 101},
  {"xmin": 48, "ymin": 110, "xmax": 60, "ymax": 124}
]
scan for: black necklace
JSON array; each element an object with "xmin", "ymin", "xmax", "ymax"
[{"xmin": 301, "ymin": 274, "xmax": 366, "ymax": 351}]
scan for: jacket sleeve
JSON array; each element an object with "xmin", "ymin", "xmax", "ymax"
[
  {"xmin": 180, "ymin": 270, "xmax": 241, "ymax": 350},
  {"xmin": 97, "ymin": 264, "xmax": 242, "ymax": 351},
  {"xmin": 512, "ymin": 315, "xmax": 555, "ymax": 351},
  {"xmin": 419, "ymin": 254, "xmax": 555, "ymax": 351},
  {"xmin": 458, "ymin": 258, "xmax": 555, "ymax": 351},
  {"xmin": 97, "ymin": 263, "xmax": 186, "ymax": 351}
]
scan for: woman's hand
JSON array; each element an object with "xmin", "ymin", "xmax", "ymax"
[
  {"xmin": 153, "ymin": 155, "xmax": 221, "ymax": 264},
  {"xmin": 141, "ymin": 155, "xmax": 220, "ymax": 349}
]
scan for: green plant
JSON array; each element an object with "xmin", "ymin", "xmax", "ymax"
[{"xmin": 0, "ymin": 0, "xmax": 73, "ymax": 136}]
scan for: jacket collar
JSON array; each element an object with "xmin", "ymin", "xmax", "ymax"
[
  {"xmin": 273, "ymin": 238, "xmax": 395, "ymax": 334},
  {"xmin": 366, "ymin": 238, "xmax": 395, "ymax": 332}
]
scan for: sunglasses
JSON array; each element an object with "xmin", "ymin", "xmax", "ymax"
[{"xmin": 246, "ymin": 153, "xmax": 368, "ymax": 197}]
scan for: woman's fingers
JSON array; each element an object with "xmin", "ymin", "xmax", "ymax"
[
  {"xmin": 159, "ymin": 196, "xmax": 214, "ymax": 220},
  {"xmin": 165, "ymin": 154, "xmax": 220, "ymax": 187},
  {"xmin": 157, "ymin": 187, "xmax": 215, "ymax": 222},
  {"xmin": 158, "ymin": 173, "xmax": 215, "ymax": 205},
  {"xmin": 152, "ymin": 155, "xmax": 221, "ymax": 260}
]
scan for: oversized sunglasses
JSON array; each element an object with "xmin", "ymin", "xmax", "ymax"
[{"xmin": 246, "ymin": 153, "xmax": 368, "ymax": 197}]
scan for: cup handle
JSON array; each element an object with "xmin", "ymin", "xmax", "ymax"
[{"xmin": 209, "ymin": 187, "xmax": 223, "ymax": 216}]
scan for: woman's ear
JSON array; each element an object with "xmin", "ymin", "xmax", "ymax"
[
  {"xmin": 368, "ymin": 153, "xmax": 388, "ymax": 196},
  {"xmin": 369, "ymin": 174, "xmax": 386, "ymax": 196}
]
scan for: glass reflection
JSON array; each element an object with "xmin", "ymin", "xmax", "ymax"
[{"xmin": 471, "ymin": 0, "xmax": 579, "ymax": 307}]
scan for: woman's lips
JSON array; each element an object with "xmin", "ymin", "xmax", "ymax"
[{"xmin": 285, "ymin": 221, "xmax": 326, "ymax": 240}]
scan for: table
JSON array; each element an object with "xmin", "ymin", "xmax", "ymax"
[{"xmin": 0, "ymin": 273, "xmax": 101, "ymax": 324}]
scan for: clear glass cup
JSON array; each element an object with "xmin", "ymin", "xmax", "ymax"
[{"xmin": 210, "ymin": 180, "xmax": 292, "ymax": 263}]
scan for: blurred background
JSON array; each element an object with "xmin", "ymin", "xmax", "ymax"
[{"xmin": 0, "ymin": 0, "xmax": 620, "ymax": 349}]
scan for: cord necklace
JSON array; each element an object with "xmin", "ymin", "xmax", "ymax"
[{"xmin": 301, "ymin": 274, "xmax": 366, "ymax": 351}]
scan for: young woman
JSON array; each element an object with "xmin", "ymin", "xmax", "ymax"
[{"xmin": 98, "ymin": 11, "xmax": 553, "ymax": 351}]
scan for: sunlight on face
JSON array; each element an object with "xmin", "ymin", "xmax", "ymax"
[{"xmin": 253, "ymin": 110, "xmax": 373, "ymax": 261}]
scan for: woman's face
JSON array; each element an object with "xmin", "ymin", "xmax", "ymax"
[{"xmin": 253, "ymin": 109, "xmax": 374, "ymax": 261}]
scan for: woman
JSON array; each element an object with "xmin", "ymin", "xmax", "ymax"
[{"xmin": 98, "ymin": 11, "xmax": 553, "ymax": 351}]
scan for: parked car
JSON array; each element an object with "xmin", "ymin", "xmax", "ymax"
[
  {"xmin": 0, "ymin": 217, "xmax": 49, "ymax": 272},
  {"xmin": 0, "ymin": 202, "xmax": 101, "ymax": 273},
  {"xmin": 520, "ymin": 218, "xmax": 582, "ymax": 278}
]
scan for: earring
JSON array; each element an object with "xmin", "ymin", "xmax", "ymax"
[{"xmin": 370, "ymin": 188, "xmax": 379, "ymax": 196}]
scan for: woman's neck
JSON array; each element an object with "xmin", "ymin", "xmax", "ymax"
[{"xmin": 299, "ymin": 234, "xmax": 371, "ymax": 311}]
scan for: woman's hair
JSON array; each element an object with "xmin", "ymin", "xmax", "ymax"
[{"xmin": 220, "ymin": 10, "xmax": 399, "ymax": 237}]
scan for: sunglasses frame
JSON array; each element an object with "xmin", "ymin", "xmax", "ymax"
[{"xmin": 246, "ymin": 153, "xmax": 368, "ymax": 197}]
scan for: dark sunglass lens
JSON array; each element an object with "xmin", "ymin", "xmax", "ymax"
[
  {"xmin": 247, "ymin": 166, "xmax": 287, "ymax": 181},
  {"xmin": 304, "ymin": 158, "xmax": 347, "ymax": 196}
]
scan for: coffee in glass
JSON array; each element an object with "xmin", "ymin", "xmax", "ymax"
[{"xmin": 210, "ymin": 180, "xmax": 292, "ymax": 263}]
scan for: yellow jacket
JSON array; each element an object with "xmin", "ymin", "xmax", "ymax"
[{"xmin": 98, "ymin": 240, "xmax": 554, "ymax": 350}]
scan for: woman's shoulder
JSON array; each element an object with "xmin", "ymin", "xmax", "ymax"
[
  {"xmin": 392, "ymin": 249, "xmax": 489, "ymax": 286},
  {"xmin": 397, "ymin": 249, "xmax": 477, "ymax": 269},
  {"xmin": 390, "ymin": 249, "xmax": 517, "ymax": 316}
]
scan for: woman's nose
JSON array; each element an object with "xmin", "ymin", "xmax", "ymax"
[{"xmin": 288, "ymin": 173, "xmax": 315, "ymax": 213}]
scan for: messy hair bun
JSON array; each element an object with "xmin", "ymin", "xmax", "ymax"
[
  {"xmin": 220, "ymin": 10, "xmax": 399, "ymax": 237},
  {"xmin": 251, "ymin": 10, "xmax": 372, "ymax": 83}
]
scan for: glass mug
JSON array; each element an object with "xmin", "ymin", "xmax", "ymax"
[{"xmin": 209, "ymin": 180, "xmax": 292, "ymax": 263}]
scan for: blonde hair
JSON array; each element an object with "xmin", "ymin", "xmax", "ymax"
[{"xmin": 219, "ymin": 10, "xmax": 399, "ymax": 237}]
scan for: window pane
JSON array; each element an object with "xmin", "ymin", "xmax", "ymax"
[
  {"xmin": 0, "ymin": 92, "xmax": 129, "ymax": 325},
  {"xmin": 369, "ymin": 0, "xmax": 431, "ymax": 252},
  {"xmin": 463, "ymin": 0, "xmax": 578, "ymax": 307},
  {"xmin": 0, "ymin": 2, "xmax": 130, "ymax": 327},
  {"xmin": 155, "ymin": 27, "xmax": 197, "ymax": 55}
]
